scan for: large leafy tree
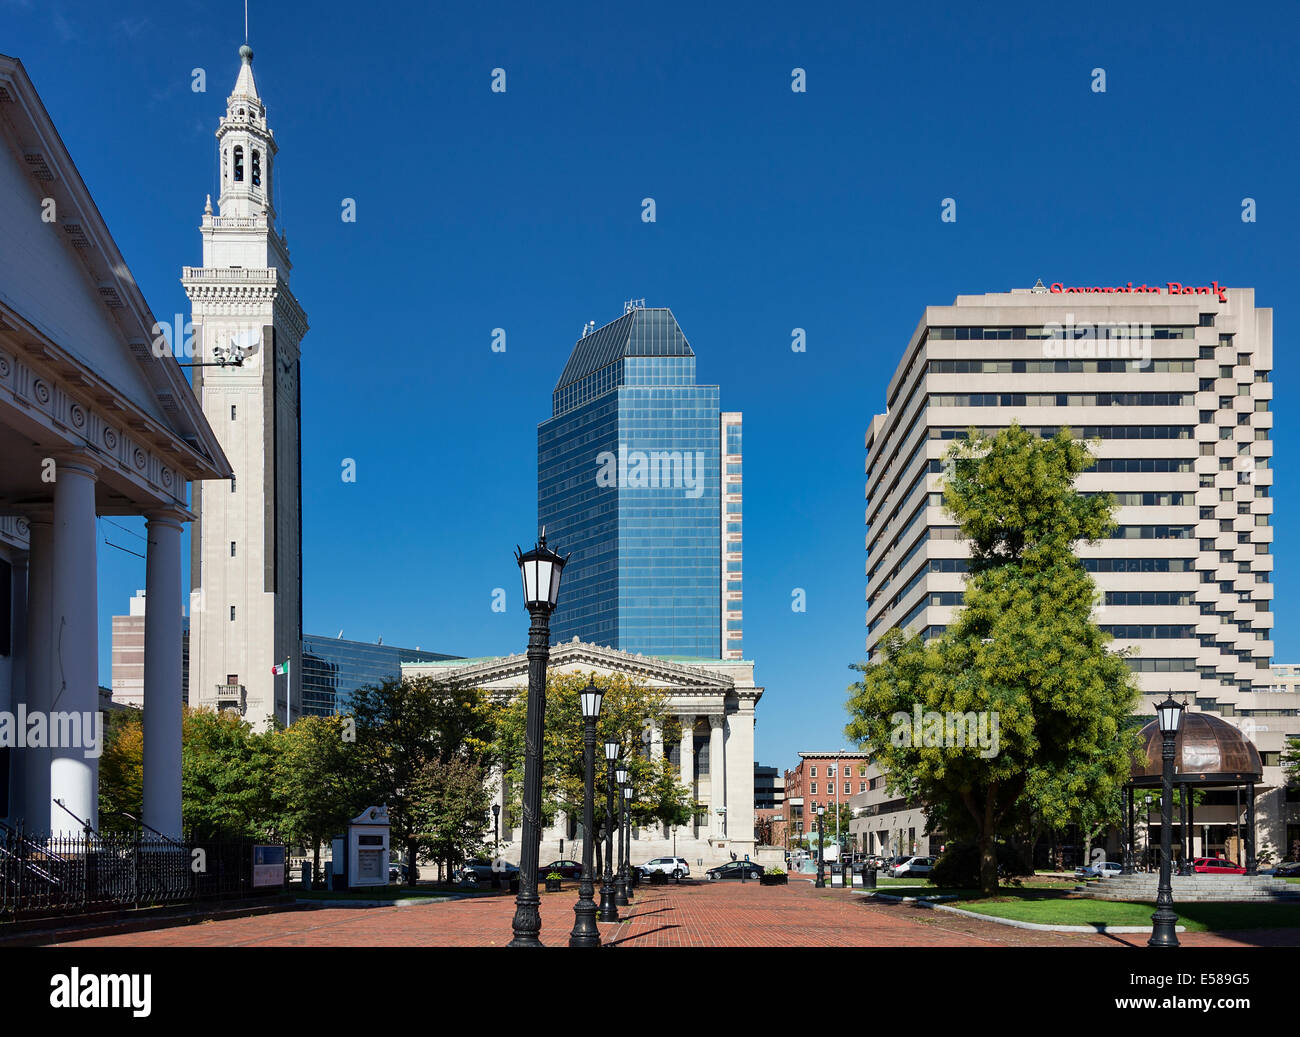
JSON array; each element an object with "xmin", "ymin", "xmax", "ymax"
[
  {"xmin": 347, "ymin": 674, "xmax": 499, "ymax": 881},
  {"xmin": 410, "ymin": 756, "xmax": 494, "ymax": 877},
  {"xmin": 181, "ymin": 707, "xmax": 280, "ymax": 840},
  {"xmin": 495, "ymin": 671, "xmax": 695, "ymax": 869},
  {"xmin": 272, "ymin": 714, "xmax": 365, "ymax": 883},
  {"xmin": 98, "ymin": 707, "xmax": 144, "ymax": 834},
  {"xmin": 846, "ymin": 424, "xmax": 1141, "ymax": 894}
]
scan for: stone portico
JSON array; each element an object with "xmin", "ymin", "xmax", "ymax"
[{"xmin": 402, "ymin": 640, "xmax": 763, "ymax": 868}]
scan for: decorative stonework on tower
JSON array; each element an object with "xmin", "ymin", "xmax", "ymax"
[{"xmin": 184, "ymin": 45, "xmax": 307, "ymax": 730}]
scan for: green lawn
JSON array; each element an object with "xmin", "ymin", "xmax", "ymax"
[{"xmin": 953, "ymin": 894, "xmax": 1300, "ymax": 932}]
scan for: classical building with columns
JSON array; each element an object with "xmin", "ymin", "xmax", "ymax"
[
  {"xmin": 402, "ymin": 640, "xmax": 763, "ymax": 866},
  {"xmin": 185, "ymin": 45, "xmax": 308, "ymax": 731},
  {"xmin": 0, "ymin": 54, "xmax": 233, "ymax": 836}
]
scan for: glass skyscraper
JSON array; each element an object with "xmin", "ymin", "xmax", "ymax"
[
  {"xmin": 539, "ymin": 304, "xmax": 743, "ymax": 659},
  {"xmin": 300, "ymin": 636, "xmax": 459, "ymax": 716}
]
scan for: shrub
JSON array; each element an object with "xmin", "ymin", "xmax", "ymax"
[
  {"xmin": 766, "ymin": 866, "xmax": 785, "ymax": 876},
  {"xmin": 546, "ymin": 871, "xmax": 563, "ymax": 880}
]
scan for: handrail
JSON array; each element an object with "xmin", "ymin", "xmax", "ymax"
[
  {"xmin": 107, "ymin": 811, "xmax": 187, "ymax": 851},
  {"xmin": 0, "ymin": 819, "xmax": 71, "ymax": 865},
  {"xmin": 0, "ymin": 841, "xmax": 61, "ymax": 887},
  {"xmin": 52, "ymin": 799, "xmax": 99, "ymax": 838}
]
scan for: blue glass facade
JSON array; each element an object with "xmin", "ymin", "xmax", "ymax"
[
  {"xmin": 300, "ymin": 636, "xmax": 459, "ymax": 716},
  {"xmin": 539, "ymin": 307, "xmax": 735, "ymax": 658}
]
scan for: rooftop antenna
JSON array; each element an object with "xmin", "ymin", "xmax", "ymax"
[{"xmin": 244, "ymin": 0, "xmax": 249, "ymax": 43}]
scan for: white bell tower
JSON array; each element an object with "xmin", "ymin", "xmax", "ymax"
[{"xmin": 184, "ymin": 44, "xmax": 307, "ymax": 730}]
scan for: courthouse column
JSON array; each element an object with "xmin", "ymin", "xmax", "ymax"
[
  {"xmin": 48, "ymin": 457, "xmax": 98, "ymax": 836},
  {"xmin": 142, "ymin": 511, "xmax": 185, "ymax": 838},
  {"xmin": 4, "ymin": 553, "xmax": 28, "ymax": 823},
  {"xmin": 709, "ymin": 714, "xmax": 726, "ymax": 841},
  {"xmin": 678, "ymin": 714, "xmax": 695, "ymax": 835},
  {"xmin": 22, "ymin": 520, "xmax": 53, "ymax": 833}
]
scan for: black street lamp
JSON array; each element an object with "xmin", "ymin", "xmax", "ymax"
[
  {"xmin": 614, "ymin": 766, "xmax": 630, "ymax": 906},
  {"xmin": 508, "ymin": 532, "xmax": 567, "ymax": 948},
  {"xmin": 1149, "ymin": 695, "xmax": 1186, "ymax": 949},
  {"xmin": 491, "ymin": 803, "xmax": 502, "ymax": 888},
  {"xmin": 569, "ymin": 682, "xmax": 604, "ymax": 947},
  {"xmin": 622, "ymin": 782, "xmax": 635, "ymax": 901},
  {"xmin": 599, "ymin": 740, "xmax": 620, "ymax": 923},
  {"xmin": 815, "ymin": 805, "xmax": 826, "ymax": 888}
]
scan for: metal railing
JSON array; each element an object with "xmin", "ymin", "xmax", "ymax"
[{"xmin": 0, "ymin": 824, "xmax": 287, "ymax": 921}]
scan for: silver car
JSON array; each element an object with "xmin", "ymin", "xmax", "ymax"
[{"xmin": 637, "ymin": 856, "xmax": 691, "ymax": 881}]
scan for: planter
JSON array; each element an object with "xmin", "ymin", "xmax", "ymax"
[
  {"xmin": 759, "ymin": 874, "xmax": 788, "ymax": 886},
  {"xmin": 544, "ymin": 877, "xmax": 563, "ymax": 892},
  {"xmin": 649, "ymin": 871, "xmax": 670, "ymax": 885}
]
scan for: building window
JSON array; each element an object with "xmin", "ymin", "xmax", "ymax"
[
  {"xmin": 810, "ymin": 783, "xmax": 817, "ymax": 795},
  {"xmin": 810, "ymin": 766, "xmax": 816, "ymax": 777},
  {"xmin": 251, "ymin": 149, "xmax": 261, "ymax": 187},
  {"xmin": 230, "ymin": 541, "xmax": 236, "ymax": 557},
  {"xmin": 859, "ymin": 782, "xmax": 867, "ymax": 793},
  {"xmin": 844, "ymin": 783, "xmax": 851, "ymax": 795},
  {"xmin": 231, "ymin": 475, "xmax": 236, "ymax": 493},
  {"xmin": 230, "ymin": 606, "xmax": 236, "ymax": 621},
  {"xmin": 828, "ymin": 764, "xmax": 836, "ymax": 777},
  {"xmin": 1199, "ymin": 313, "xmax": 1216, "ymax": 327},
  {"xmin": 233, "ymin": 146, "xmax": 244, "ymax": 182},
  {"xmin": 231, "ymin": 404, "xmax": 237, "ymax": 420},
  {"xmin": 226, "ymin": 674, "xmax": 238, "ymax": 685}
]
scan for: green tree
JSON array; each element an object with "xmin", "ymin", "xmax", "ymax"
[
  {"xmin": 411, "ymin": 756, "xmax": 493, "ymax": 877},
  {"xmin": 98, "ymin": 707, "xmax": 144, "ymax": 833},
  {"xmin": 846, "ymin": 424, "xmax": 1142, "ymax": 895},
  {"xmin": 495, "ymin": 671, "xmax": 695, "ymax": 868},
  {"xmin": 181, "ymin": 706, "xmax": 280, "ymax": 840},
  {"xmin": 347, "ymin": 674, "xmax": 499, "ymax": 881},
  {"xmin": 273, "ymin": 714, "xmax": 364, "ymax": 883},
  {"xmin": 1283, "ymin": 736, "xmax": 1300, "ymax": 787}
]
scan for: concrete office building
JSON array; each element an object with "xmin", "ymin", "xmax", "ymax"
[
  {"xmin": 110, "ymin": 589, "xmax": 189, "ymax": 708},
  {"xmin": 854, "ymin": 284, "xmax": 1293, "ymax": 858},
  {"xmin": 538, "ymin": 303, "xmax": 743, "ymax": 660}
]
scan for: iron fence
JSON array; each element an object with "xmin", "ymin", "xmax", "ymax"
[{"xmin": 0, "ymin": 825, "xmax": 287, "ymax": 920}]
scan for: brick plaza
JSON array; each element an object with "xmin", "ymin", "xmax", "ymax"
[{"xmin": 41, "ymin": 878, "xmax": 1297, "ymax": 948}]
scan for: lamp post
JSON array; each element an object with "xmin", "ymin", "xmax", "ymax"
[
  {"xmin": 1149, "ymin": 695, "xmax": 1185, "ymax": 949},
  {"xmin": 614, "ymin": 766, "xmax": 630, "ymax": 906},
  {"xmin": 507, "ymin": 532, "xmax": 567, "ymax": 948},
  {"xmin": 815, "ymin": 805, "xmax": 826, "ymax": 888},
  {"xmin": 569, "ymin": 682, "xmax": 604, "ymax": 947},
  {"xmin": 622, "ymin": 783, "xmax": 635, "ymax": 901},
  {"xmin": 491, "ymin": 803, "xmax": 502, "ymax": 888},
  {"xmin": 599, "ymin": 740, "xmax": 620, "ymax": 923}
]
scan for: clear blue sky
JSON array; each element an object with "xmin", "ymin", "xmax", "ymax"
[{"xmin": 6, "ymin": 0, "xmax": 1297, "ymax": 772}]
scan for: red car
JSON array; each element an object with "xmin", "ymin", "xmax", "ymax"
[{"xmin": 1191, "ymin": 857, "xmax": 1246, "ymax": 874}]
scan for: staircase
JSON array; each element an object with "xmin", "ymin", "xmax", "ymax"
[{"xmin": 1077, "ymin": 873, "xmax": 1300, "ymax": 903}]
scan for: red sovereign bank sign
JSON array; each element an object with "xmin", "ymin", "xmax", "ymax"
[{"xmin": 1049, "ymin": 281, "xmax": 1228, "ymax": 303}]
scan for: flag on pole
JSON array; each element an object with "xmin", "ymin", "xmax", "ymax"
[{"xmin": 271, "ymin": 660, "xmax": 289, "ymax": 676}]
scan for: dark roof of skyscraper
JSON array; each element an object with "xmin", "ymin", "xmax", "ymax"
[{"xmin": 554, "ymin": 306, "xmax": 693, "ymax": 391}]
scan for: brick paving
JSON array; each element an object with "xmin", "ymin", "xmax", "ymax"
[{"xmin": 42, "ymin": 878, "xmax": 1300, "ymax": 948}]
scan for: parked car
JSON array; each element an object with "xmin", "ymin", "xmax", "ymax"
[
  {"xmin": 388, "ymin": 862, "xmax": 409, "ymax": 883},
  {"xmin": 638, "ymin": 856, "xmax": 691, "ymax": 881},
  {"xmin": 1192, "ymin": 857, "xmax": 1247, "ymax": 875},
  {"xmin": 892, "ymin": 856, "xmax": 936, "ymax": 877},
  {"xmin": 538, "ymin": 859, "xmax": 583, "ymax": 880},
  {"xmin": 1074, "ymin": 861, "xmax": 1124, "ymax": 879},
  {"xmin": 455, "ymin": 859, "xmax": 520, "ymax": 884},
  {"xmin": 706, "ymin": 861, "xmax": 764, "ymax": 881},
  {"xmin": 883, "ymin": 855, "xmax": 914, "ymax": 877},
  {"xmin": 1271, "ymin": 861, "xmax": 1300, "ymax": 878}
]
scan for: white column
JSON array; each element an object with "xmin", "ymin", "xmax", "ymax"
[
  {"xmin": 22, "ymin": 520, "xmax": 53, "ymax": 833},
  {"xmin": 709, "ymin": 714, "xmax": 726, "ymax": 841},
  {"xmin": 48, "ymin": 458, "xmax": 98, "ymax": 836},
  {"xmin": 679, "ymin": 715, "xmax": 695, "ymax": 836},
  {"xmin": 142, "ymin": 511, "xmax": 185, "ymax": 838},
  {"xmin": 650, "ymin": 719, "xmax": 663, "ymax": 763},
  {"xmin": 724, "ymin": 702, "xmax": 755, "ymax": 852},
  {"xmin": 5, "ymin": 554, "xmax": 28, "ymax": 822}
]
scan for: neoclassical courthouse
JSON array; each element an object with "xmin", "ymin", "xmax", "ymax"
[
  {"xmin": 404, "ymin": 642, "xmax": 764, "ymax": 866},
  {"xmin": 0, "ymin": 54, "xmax": 233, "ymax": 836}
]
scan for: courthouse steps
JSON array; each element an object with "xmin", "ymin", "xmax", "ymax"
[{"xmin": 1077, "ymin": 873, "xmax": 1300, "ymax": 903}]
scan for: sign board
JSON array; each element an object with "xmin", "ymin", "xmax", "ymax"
[{"xmin": 252, "ymin": 845, "xmax": 286, "ymax": 888}]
